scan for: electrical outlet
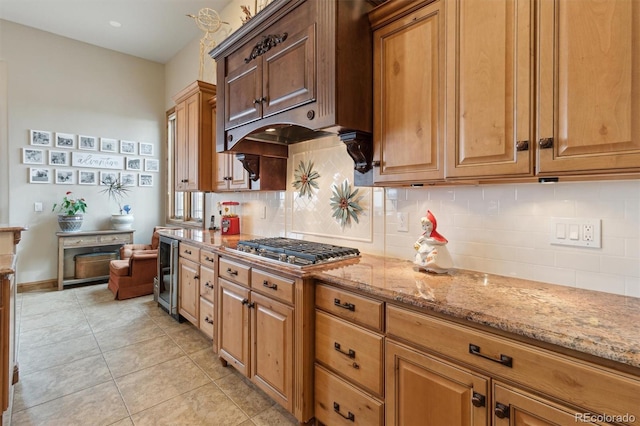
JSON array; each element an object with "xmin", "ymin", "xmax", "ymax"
[
  {"xmin": 397, "ymin": 212, "xmax": 408, "ymax": 232},
  {"xmin": 34, "ymin": 202, "xmax": 43, "ymax": 212},
  {"xmin": 260, "ymin": 206, "xmax": 267, "ymax": 220},
  {"xmin": 550, "ymin": 217, "xmax": 601, "ymax": 248}
]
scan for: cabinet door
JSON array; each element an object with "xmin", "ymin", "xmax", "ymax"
[
  {"xmin": 215, "ymin": 152, "xmax": 230, "ymax": 190},
  {"xmin": 386, "ymin": 340, "xmax": 489, "ymax": 426},
  {"xmin": 184, "ymin": 92, "xmax": 200, "ymax": 191},
  {"xmin": 174, "ymin": 101, "xmax": 188, "ymax": 191},
  {"xmin": 373, "ymin": 0, "xmax": 445, "ymax": 184},
  {"xmin": 178, "ymin": 257, "xmax": 199, "ymax": 326},
  {"xmin": 445, "ymin": 0, "xmax": 533, "ymax": 179},
  {"xmin": 492, "ymin": 382, "xmax": 603, "ymax": 425},
  {"xmin": 251, "ymin": 291, "xmax": 294, "ymax": 412},
  {"xmin": 262, "ymin": 25, "xmax": 316, "ymax": 118},
  {"xmin": 217, "ymin": 278, "xmax": 250, "ymax": 376},
  {"xmin": 537, "ymin": 0, "xmax": 640, "ymax": 175},
  {"xmin": 225, "ymin": 58, "xmax": 262, "ymax": 130},
  {"xmin": 228, "ymin": 154, "xmax": 249, "ymax": 190}
]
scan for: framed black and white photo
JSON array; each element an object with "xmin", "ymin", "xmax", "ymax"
[
  {"xmin": 55, "ymin": 169, "xmax": 75, "ymax": 184},
  {"xmin": 144, "ymin": 158, "xmax": 159, "ymax": 172},
  {"xmin": 120, "ymin": 172, "xmax": 136, "ymax": 187},
  {"xmin": 139, "ymin": 142, "xmax": 154, "ymax": 156},
  {"xmin": 79, "ymin": 135, "xmax": 97, "ymax": 150},
  {"xmin": 100, "ymin": 171, "xmax": 118, "ymax": 186},
  {"xmin": 100, "ymin": 138, "xmax": 118, "ymax": 153},
  {"xmin": 55, "ymin": 133, "xmax": 75, "ymax": 149},
  {"xmin": 139, "ymin": 173, "xmax": 153, "ymax": 187},
  {"xmin": 48, "ymin": 150, "xmax": 70, "ymax": 166},
  {"xmin": 126, "ymin": 157, "xmax": 142, "ymax": 171},
  {"xmin": 30, "ymin": 130, "xmax": 52, "ymax": 146},
  {"xmin": 78, "ymin": 170, "xmax": 97, "ymax": 185},
  {"xmin": 22, "ymin": 148, "xmax": 44, "ymax": 164},
  {"xmin": 29, "ymin": 167, "xmax": 51, "ymax": 183},
  {"xmin": 120, "ymin": 140, "xmax": 137, "ymax": 155}
]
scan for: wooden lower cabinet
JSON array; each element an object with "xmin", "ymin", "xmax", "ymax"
[
  {"xmin": 178, "ymin": 257, "xmax": 199, "ymax": 326},
  {"xmin": 199, "ymin": 298, "xmax": 214, "ymax": 339},
  {"xmin": 386, "ymin": 340, "xmax": 489, "ymax": 426},
  {"xmin": 217, "ymin": 278, "xmax": 250, "ymax": 376}
]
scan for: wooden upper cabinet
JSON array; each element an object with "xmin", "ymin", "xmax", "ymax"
[
  {"xmin": 537, "ymin": 0, "xmax": 640, "ymax": 175},
  {"xmin": 371, "ymin": 0, "xmax": 446, "ymax": 184},
  {"xmin": 173, "ymin": 81, "xmax": 217, "ymax": 191},
  {"xmin": 445, "ymin": 0, "xmax": 533, "ymax": 179}
]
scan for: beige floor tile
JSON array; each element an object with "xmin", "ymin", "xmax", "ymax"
[
  {"xmin": 73, "ymin": 283, "xmax": 117, "ymax": 305},
  {"xmin": 11, "ymin": 381, "xmax": 128, "ymax": 426},
  {"xmin": 115, "ymin": 355, "xmax": 211, "ymax": 414},
  {"xmin": 108, "ymin": 417, "xmax": 134, "ymax": 426},
  {"xmin": 84, "ymin": 305, "xmax": 151, "ymax": 334},
  {"xmin": 250, "ymin": 404, "xmax": 298, "ymax": 426},
  {"xmin": 93, "ymin": 316, "xmax": 165, "ymax": 352},
  {"xmin": 149, "ymin": 311, "xmax": 188, "ymax": 332},
  {"xmin": 19, "ymin": 333, "xmax": 100, "ymax": 375},
  {"xmin": 136, "ymin": 299, "xmax": 170, "ymax": 318},
  {"xmin": 12, "ymin": 354, "xmax": 112, "ymax": 411},
  {"xmin": 189, "ymin": 348, "xmax": 235, "ymax": 381},
  {"xmin": 215, "ymin": 369, "xmax": 275, "ymax": 418},
  {"xmin": 167, "ymin": 323, "xmax": 213, "ymax": 354},
  {"xmin": 19, "ymin": 307, "xmax": 88, "ymax": 332},
  {"xmin": 103, "ymin": 334, "xmax": 184, "ymax": 378},
  {"xmin": 131, "ymin": 382, "xmax": 249, "ymax": 426},
  {"xmin": 19, "ymin": 321, "xmax": 93, "ymax": 349}
]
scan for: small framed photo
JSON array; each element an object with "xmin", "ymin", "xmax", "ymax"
[
  {"xmin": 120, "ymin": 140, "xmax": 137, "ymax": 155},
  {"xmin": 120, "ymin": 172, "xmax": 136, "ymax": 187},
  {"xmin": 126, "ymin": 157, "xmax": 142, "ymax": 171},
  {"xmin": 100, "ymin": 138, "xmax": 118, "ymax": 153},
  {"xmin": 100, "ymin": 171, "xmax": 118, "ymax": 186},
  {"xmin": 79, "ymin": 135, "xmax": 97, "ymax": 150},
  {"xmin": 22, "ymin": 148, "xmax": 44, "ymax": 164},
  {"xmin": 144, "ymin": 158, "xmax": 159, "ymax": 172},
  {"xmin": 30, "ymin": 130, "xmax": 52, "ymax": 146},
  {"xmin": 55, "ymin": 133, "xmax": 75, "ymax": 149},
  {"xmin": 48, "ymin": 150, "xmax": 70, "ymax": 166},
  {"xmin": 29, "ymin": 167, "xmax": 51, "ymax": 183},
  {"xmin": 139, "ymin": 173, "xmax": 153, "ymax": 187},
  {"xmin": 78, "ymin": 170, "xmax": 97, "ymax": 185},
  {"xmin": 55, "ymin": 169, "xmax": 75, "ymax": 184},
  {"xmin": 139, "ymin": 142, "xmax": 154, "ymax": 156}
]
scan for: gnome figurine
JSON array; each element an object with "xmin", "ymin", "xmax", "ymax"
[{"xmin": 413, "ymin": 210, "xmax": 454, "ymax": 274}]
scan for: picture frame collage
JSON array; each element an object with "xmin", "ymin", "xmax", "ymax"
[{"xmin": 24, "ymin": 130, "xmax": 158, "ymax": 186}]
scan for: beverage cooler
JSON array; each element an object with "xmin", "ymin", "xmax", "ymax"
[{"xmin": 155, "ymin": 235, "xmax": 180, "ymax": 320}]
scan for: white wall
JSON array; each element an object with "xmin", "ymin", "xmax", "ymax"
[{"xmin": 0, "ymin": 20, "xmax": 165, "ymax": 285}]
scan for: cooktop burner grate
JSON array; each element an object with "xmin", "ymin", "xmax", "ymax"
[{"xmin": 235, "ymin": 237, "xmax": 360, "ymax": 266}]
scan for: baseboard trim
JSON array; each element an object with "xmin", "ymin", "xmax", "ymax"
[{"xmin": 18, "ymin": 279, "xmax": 57, "ymax": 293}]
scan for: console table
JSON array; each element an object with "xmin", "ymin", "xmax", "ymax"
[{"xmin": 57, "ymin": 229, "xmax": 134, "ymax": 290}]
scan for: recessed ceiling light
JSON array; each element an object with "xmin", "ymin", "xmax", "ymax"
[{"xmin": 109, "ymin": 21, "xmax": 122, "ymax": 28}]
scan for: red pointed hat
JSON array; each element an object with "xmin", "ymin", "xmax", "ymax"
[{"xmin": 426, "ymin": 210, "xmax": 448, "ymax": 243}]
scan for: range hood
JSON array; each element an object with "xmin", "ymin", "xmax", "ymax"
[{"xmin": 209, "ymin": 0, "xmax": 375, "ymax": 184}]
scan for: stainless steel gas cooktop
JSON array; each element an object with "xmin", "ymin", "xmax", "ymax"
[{"xmin": 235, "ymin": 237, "xmax": 360, "ymax": 267}]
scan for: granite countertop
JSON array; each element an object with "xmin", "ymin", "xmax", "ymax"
[{"xmin": 158, "ymin": 229, "xmax": 640, "ymax": 370}]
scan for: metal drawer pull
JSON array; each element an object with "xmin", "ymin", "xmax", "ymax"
[
  {"xmin": 334, "ymin": 342, "xmax": 356, "ymax": 359},
  {"xmin": 472, "ymin": 391, "xmax": 486, "ymax": 407},
  {"xmin": 494, "ymin": 402, "xmax": 510, "ymax": 419},
  {"xmin": 193, "ymin": 275, "xmax": 199, "ymax": 280},
  {"xmin": 241, "ymin": 298, "xmax": 249, "ymax": 305},
  {"xmin": 204, "ymin": 316, "xmax": 214, "ymax": 324},
  {"xmin": 334, "ymin": 298, "xmax": 355, "ymax": 311},
  {"xmin": 226, "ymin": 268, "xmax": 238, "ymax": 276},
  {"xmin": 185, "ymin": 249, "xmax": 192, "ymax": 255},
  {"xmin": 333, "ymin": 402, "xmax": 355, "ymax": 422},
  {"xmin": 205, "ymin": 281, "xmax": 214, "ymax": 289},
  {"xmin": 262, "ymin": 280, "xmax": 278, "ymax": 290},
  {"xmin": 469, "ymin": 344, "xmax": 513, "ymax": 367},
  {"xmin": 204, "ymin": 256, "xmax": 214, "ymax": 263}
]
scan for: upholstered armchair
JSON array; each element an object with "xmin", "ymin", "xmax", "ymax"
[{"xmin": 107, "ymin": 227, "xmax": 169, "ymax": 300}]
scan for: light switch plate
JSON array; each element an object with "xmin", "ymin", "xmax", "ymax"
[
  {"xmin": 397, "ymin": 212, "xmax": 408, "ymax": 232},
  {"xmin": 550, "ymin": 217, "xmax": 601, "ymax": 248}
]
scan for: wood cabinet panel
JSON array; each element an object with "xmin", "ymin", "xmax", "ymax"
[
  {"xmin": 219, "ymin": 258, "xmax": 250, "ymax": 286},
  {"xmin": 217, "ymin": 278, "xmax": 250, "ymax": 376},
  {"xmin": 179, "ymin": 242, "xmax": 200, "ymax": 263},
  {"xmin": 178, "ymin": 257, "xmax": 199, "ymax": 326},
  {"xmin": 199, "ymin": 297, "xmax": 214, "ymax": 340},
  {"xmin": 251, "ymin": 269, "xmax": 294, "ymax": 305},
  {"xmin": 386, "ymin": 340, "xmax": 489, "ymax": 426},
  {"xmin": 537, "ymin": 0, "xmax": 640, "ymax": 175},
  {"xmin": 315, "ymin": 284, "xmax": 383, "ymax": 332},
  {"xmin": 199, "ymin": 264, "xmax": 215, "ymax": 303}
]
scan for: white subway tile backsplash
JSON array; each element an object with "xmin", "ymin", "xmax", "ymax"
[
  {"xmin": 555, "ymin": 252, "xmax": 601, "ymax": 273},
  {"xmin": 600, "ymin": 256, "xmax": 640, "ymax": 278},
  {"xmin": 575, "ymin": 271, "xmax": 626, "ymax": 295},
  {"xmin": 531, "ymin": 266, "xmax": 576, "ymax": 287}
]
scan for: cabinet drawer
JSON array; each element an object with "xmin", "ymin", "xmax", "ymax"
[
  {"xmin": 219, "ymin": 258, "xmax": 250, "ymax": 287},
  {"xmin": 199, "ymin": 297, "xmax": 214, "ymax": 339},
  {"xmin": 200, "ymin": 264, "xmax": 215, "ymax": 303},
  {"xmin": 179, "ymin": 242, "xmax": 200, "ymax": 263},
  {"xmin": 315, "ymin": 364, "xmax": 383, "ymax": 426},
  {"xmin": 62, "ymin": 235, "xmax": 98, "ymax": 247},
  {"xmin": 316, "ymin": 284, "xmax": 383, "ymax": 332},
  {"xmin": 98, "ymin": 233, "xmax": 132, "ymax": 245},
  {"xmin": 316, "ymin": 310, "xmax": 384, "ymax": 397},
  {"xmin": 200, "ymin": 250, "xmax": 216, "ymax": 267},
  {"xmin": 251, "ymin": 269, "xmax": 294, "ymax": 304},
  {"xmin": 386, "ymin": 304, "xmax": 640, "ymax": 421}
]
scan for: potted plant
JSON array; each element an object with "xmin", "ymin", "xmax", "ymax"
[
  {"xmin": 100, "ymin": 178, "xmax": 133, "ymax": 230},
  {"xmin": 52, "ymin": 191, "xmax": 87, "ymax": 232}
]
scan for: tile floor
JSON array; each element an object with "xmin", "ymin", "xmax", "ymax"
[{"xmin": 10, "ymin": 284, "xmax": 298, "ymax": 425}]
